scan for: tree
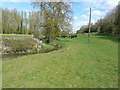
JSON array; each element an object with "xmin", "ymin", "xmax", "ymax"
[{"xmin": 32, "ymin": 2, "xmax": 72, "ymax": 43}]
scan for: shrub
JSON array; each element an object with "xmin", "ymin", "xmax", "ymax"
[{"xmin": 2, "ymin": 38, "xmax": 42, "ymax": 53}]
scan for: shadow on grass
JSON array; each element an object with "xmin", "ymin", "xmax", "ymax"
[{"xmin": 95, "ymin": 34, "xmax": 119, "ymax": 43}]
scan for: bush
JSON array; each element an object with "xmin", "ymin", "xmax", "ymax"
[{"xmin": 2, "ymin": 38, "xmax": 42, "ymax": 53}]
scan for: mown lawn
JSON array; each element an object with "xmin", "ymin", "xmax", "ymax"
[{"xmin": 2, "ymin": 34, "xmax": 118, "ymax": 88}]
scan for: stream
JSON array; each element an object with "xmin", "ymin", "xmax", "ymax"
[{"xmin": 2, "ymin": 44, "xmax": 61, "ymax": 61}]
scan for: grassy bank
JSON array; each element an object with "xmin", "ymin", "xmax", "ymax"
[{"xmin": 2, "ymin": 34, "xmax": 118, "ymax": 88}]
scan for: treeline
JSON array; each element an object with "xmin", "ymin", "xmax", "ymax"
[
  {"xmin": 2, "ymin": 2, "xmax": 72, "ymax": 43},
  {"xmin": 76, "ymin": 3, "xmax": 120, "ymax": 36},
  {"xmin": 2, "ymin": 8, "xmax": 42, "ymax": 35}
]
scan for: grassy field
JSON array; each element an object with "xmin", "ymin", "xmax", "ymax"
[{"xmin": 2, "ymin": 34, "xmax": 118, "ymax": 88}]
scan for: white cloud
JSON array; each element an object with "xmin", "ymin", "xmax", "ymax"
[
  {"xmin": 92, "ymin": 10, "xmax": 106, "ymax": 16},
  {"xmin": 22, "ymin": 9, "xmax": 32, "ymax": 12},
  {"xmin": 80, "ymin": 15, "xmax": 88, "ymax": 19},
  {"xmin": 76, "ymin": 0, "xmax": 119, "ymax": 11},
  {"xmin": 74, "ymin": 21, "xmax": 88, "ymax": 27},
  {"xmin": 84, "ymin": 7, "xmax": 90, "ymax": 11},
  {"xmin": 90, "ymin": 0, "xmax": 119, "ymax": 10},
  {"xmin": 73, "ymin": 16, "xmax": 78, "ymax": 19},
  {"xmin": 73, "ymin": 20, "xmax": 88, "ymax": 32},
  {"xmin": 73, "ymin": 17, "xmax": 98, "ymax": 32},
  {"xmin": 22, "ymin": 9, "xmax": 39, "ymax": 12},
  {"xmin": 99, "ymin": 0, "xmax": 119, "ymax": 10},
  {"xmin": 9, "ymin": 7, "xmax": 14, "ymax": 10}
]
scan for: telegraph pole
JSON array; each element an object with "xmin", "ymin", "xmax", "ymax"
[{"xmin": 88, "ymin": 7, "xmax": 91, "ymax": 43}]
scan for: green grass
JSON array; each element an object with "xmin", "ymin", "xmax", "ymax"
[{"xmin": 2, "ymin": 34, "xmax": 118, "ymax": 88}]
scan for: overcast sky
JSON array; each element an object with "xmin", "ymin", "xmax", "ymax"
[{"xmin": 1, "ymin": 0, "xmax": 119, "ymax": 33}]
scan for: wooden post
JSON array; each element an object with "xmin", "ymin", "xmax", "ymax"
[{"xmin": 88, "ymin": 7, "xmax": 91, "ymax": 43}]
